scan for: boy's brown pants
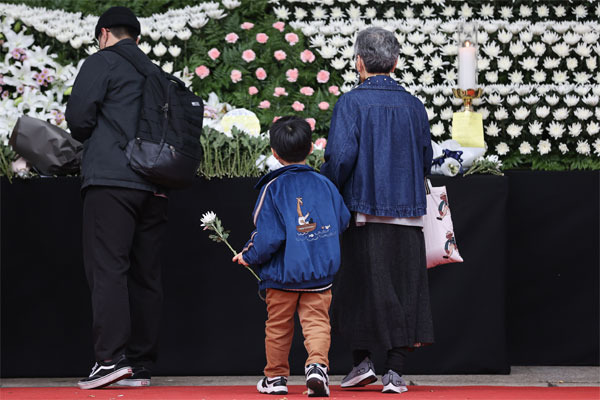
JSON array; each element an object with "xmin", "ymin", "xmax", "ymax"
[{"xmin": 264, "ymin": 288, "xmax": 332, "ymax": 377}]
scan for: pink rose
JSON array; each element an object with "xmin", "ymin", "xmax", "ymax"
[
  {"xmin": 273, "ymin": 116, "xmax": 281, "ymax": 123},
  {"xmin": 225, "ymin": 32, "xmax": 239, "ymax": 43},
  {"xmin": 274, "ymin": 50, "xmax": 287, "ymax": 61},
  {"xmin": 300, "ymin": 86, "xmax": 315, "ymax": 96},
  {"xmin": 300, "ymin": 49, "xmax": 315, "ymax": 63},
  {"xmin": 259, "ymin": 100, "xmax": 271, "ymax": 109},
  {"xmin": 11, "ymin": 157, "xmax": 29, "ymax": 174},
  {"xmin": 285, "ymin": 32, "xmax": 299, "ymax": 46},
  {"xmin": 314, "ymin": 138, "xmax": 327, "ymax": 150},
  {"xmin": 274, "ymin": 87, "xmax": 288, "ymax": 97},
  {"xmin": 305, "ymin": 118, "xmax": 316, "ymax": 131},
  {"xmin": 316, "ymin": 70, "xmax": 330, "ymax": 83},
  {"xmin": 286, "ymin": 68, "xmax": 299, "ymax": 82},
  {"xmin": 328, "ymin": 85, "xmax": 340, "ymax": 96},
  {"xmin": 195, "ymin": 65, "xmax": 210, "ymax": 79},
  {"xmin": 208, "ymin": 48, "xmax": 220, "ymax": 60},
  {"xmin": 241, "ymin": 22, "xmax": 254, "ymax": 30},
  {"xmin": 242, "ymin": 49, "xmax": 256, "ymax": 62},
  {"xmin": 255, "ymin": 67, "xmax": 267, "ymax": 80},
  {"xmin": 256, "ymin": 33, "xmax": 269, "ymax": 44},
  {"xmin": 230, "ymin": 69, "xmax": 242, "ymax": 83},
  {"xmin": 248, "ymin": 86, "xmax": 259, "ymax": 95},
  {"xmin": 292, "ymin": 101, "xmax": 305, "ymax": 112},
  {"xmin": 272, "ymin": 21, "xmax": 285, "ymax": 32},
  {"xmin": 318, "ymin": 101, "xmax": 329, "ymax": 111}
]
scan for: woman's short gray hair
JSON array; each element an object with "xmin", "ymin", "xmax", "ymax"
[{"xmin": 354, "ymin": 27, "xmax": 399, "ymax": 73}]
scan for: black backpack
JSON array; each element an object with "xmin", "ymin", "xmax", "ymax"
[{"xmin": 105, "ymin": 45, "xmax": 204, "ymax": 189}]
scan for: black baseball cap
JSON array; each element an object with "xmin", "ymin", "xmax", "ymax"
[{"xmin": 94, "ymin": 6, "xmax": 140, "ymax": 39}]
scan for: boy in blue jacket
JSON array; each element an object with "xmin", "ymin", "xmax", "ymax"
[{"xmin": 233, "ymin": 116, "xmax": 350, "ymax": 397}]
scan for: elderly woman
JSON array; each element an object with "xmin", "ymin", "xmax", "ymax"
[{"xmin": 321, "ymin": 27, "xmax": 434, "ymax": 394}]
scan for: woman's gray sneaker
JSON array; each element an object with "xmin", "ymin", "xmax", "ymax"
[
  {"xmin": 381, "ymin": 370, "xmax": 408, "ymax": 394},
  {"xmin": 340, "ymin": 357, "xmax": 377, "ymax": 388},
  {"xmin": 256, "ymin": 376, "xmax": 288, "ymax": 395}
]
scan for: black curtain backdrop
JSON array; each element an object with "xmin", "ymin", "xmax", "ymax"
[{"xmin": 1, "ymin": 172, "xmax": 598, "ymax": 378}]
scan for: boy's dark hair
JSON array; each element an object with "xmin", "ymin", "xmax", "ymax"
[{"xmin": 269, "ymin": 116, "xmax": 312, "ymax": 163}]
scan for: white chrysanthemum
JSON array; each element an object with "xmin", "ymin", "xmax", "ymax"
[
  {"xmin": 420, "ymin": 71, "xmax": 434, "ymax": 85},
  {"xmin": 425, "ymin": 107, "xmax": 435, "ymax": 121},
  {"xmin": 536, "ymin": 140, "xmax": 551, "ymax": 155},
  {"xmin": 411, "ymin": 57, "xmax": 426, "ymax": 72},
  {"xmin": 593, "ymin": 139, "xmax": 600, "ymax": 156},
  {"xmin": 586, "ymin": 57, "xmax": 597, "ymax": 71},
  {"xmin": 563, "ymin": 32, "xmax": 581, "ymax": 46},
  {"xmin": 422, "ymin": 6, "xmax": 435, "ymax": 18},
  {"xmin": 543, "ymin": 57, "xmax": 560, "ymax": 69},
  {"xmin": 342, "ymin": 70, "xmax": 357, "ymax": 83},
  {"xmin": 552, "ymin": 43, "xmax": 570, "ymax": 58},
  {"xmin": 588, "ymin": 122, "xmax": 600, "ymax": 136},
  {"xmin": 573, "ymin": 4, "xmax": 588, "ymax": 19},
  {"xmin": 574, "ymin": 72, "xmax": 591, "ymax": 85},
  {"xmin": 460, "ymin": 3, "xmax": 473, "ymax": 18},
  {"xmin": 513, "ymin": 106, "xmax": 530, "ymax": 120},
  {"xmin": 574, "ymin": 108, "xmax": 594, "ymax": 120},
  {"xmin": 554, "ymin": 5, "xmax": 567, "ymax": 18},
  {"xmin": 480, "ymin": 4, "xmax": 494, "ymax": 18},
  {"xmin": 482, "ymin": 43, "xmax": 500, "ymax": 58},
  {"xmin": 507, "ymin": 95, "xmax": 520, "ymax": 106},
  {"xmin": 536, "ymin": 106, "xmax": 551, "ymax": 118},
  {"xmin": 582, "ymin": 95, "xmax": 599, "ymax": 106},
  {"xmin": 542, "ymin": 31, "xmax": 560, "ymax": 45},
  {"xmin": 200, "ymin": 211, "xmax": 217, "ymax": 226},
  {"xmin": 486, "ymin": 121, "xmax": 500, "ymax": 137},
  {"xmin": 565, "ymin": 58, "xmax": 578, "ymax": 71},
  {"xmin": 523, "ymin": 95, "xmax": 540, "ymax": 105},
  {"xmin": 577, "ymin": 87, "xmax": 592, "ymax": 96},
  {"xmin": 529, "ymin": 121, "xmax": 544, "ymax": 136},
  {"xmin": 478, "ymin": 31, "xmax": 489, "ymax": 44},
  {"xmin": 530, "ymin": 42, "xmax": 546, "ymax": 57},
  {"xmin": 569, "ymin": 122, "xmax": 583, "ymax": 137},
  {"xmin": 479, "ymin": 107, "xmax": 490, "ymax": 120},
  {"xmin": 509, "ymin": 41, "xmax": 525, "ymax": 57},
  {"xmin": 441, "ymin": 107, "xmax": 454, "ymax": 120},
  {"xmin": 432, "ymin": 95, "xmax": 447, "ymax": 107},
  {"xmin": 564, "ymin": 95, "xmax": 579, "ymax": 107},
  {"xmin": 495, "ymin": 142, "xmax": 509, "ymax": 155},
  {"xmin": 499, "ymin": 6, "xmax": 513, "ymax": 19},
  {"xmin": 401, "ymin": 43, "xmax": 417, "ymax": 57},
  {"xmin": 509, "ymin": 71, "xmax": 524, "ymax": 85},
  {"xmin": 485, "ymin": 71, "xmax": 498, "ymax": 83},
  {"xmin": 318, "ymin": 45, "xmax": 337, "ymax": 59},
  {"xmin": 431, "ymin": 122, "xmax": 445, "ymax": 137},
  {"xmin": 519, "ymin": 4, "xmax": 532, "ymax": 18},
  {"xmin": 497, "ymin": 56, "xmax": 512, "ymax": 71},
  {"xmin": 494, "ymin": 107, "xmax": 508, "ymax": 120},
  {"xmin": 294, "ymin": 6, "xmax": 308, "ymax": 20},
  {"xmin": 518, "ymin": 141, "xmax": 532, "ymax": 155},
  {"xmin": 430, "ymin": 33, "xmax": 447, "ymax": 46},
  {"xmin": 311, "ymin": 6, "xmax": 327, "ymax": 20},
  {"xmin": 552, "ymin": 71, "xmax": 568, "ymax": 84},
  {"xmin": 576, "ymin": 140, "xmax": 591, "ymax": 155},
  {"xmin": 478, "ymin": 57, "xmax": 490, "ymax": 71},
  {"xmin": 519, "ymin": 56, "xmax": 538, "ymax": 71},
  {"xmin": 519, "ymin": 30, "xmax": 533, "ymax": 43},
  {"xmin": 340, "ymin": 45, "xmax": 354, "ymax": 59},
  {"xmin": 330, "ymin": 57, "xmax": 347, "ymax": 70},
  {"xmin": 486, "ymin": 93, "xmax": 502, "ymax": 105},
  {"xmin": 402, "ymin": 6, "xmax": 414, "ymax": 19},
  {"xmin": 442, "ymin": 5, "xmax": 456, "ymax": 17},
  {"xmin": 273, "ymin": 6, "xmax": 290, "ymax": 20},
  {"xmin": 547, "ymin": 121, "xmax": 565, "ymax": 139},
  {"xmin": 401, "ymin": 72, "xmax": 415, "ymax": 85},
  {"xmin": 442, "ymin": 69, "xmax": 457, "ymax": 84},
  {"xmin": 420, "ymin": 43, "xmax": 436, "ymax": 57},
  {"xmin": 310, "ymin": 34, "xmax": 326, "ymax": 48},
  {"xmin": 452, "ymin": 97, "xmax": 464, "ymax": 107},
  {"xmin": 537, "ymin": 5, "xmax": 550, "ymax": 18},
  {"xmin": 558, "ymin": 143, "xmax": 569, "ymax": 154},
  {"xmin": 532, "ymin": 70, "xmax": 547, "ymax": 83},
  {"xmin": 507, "ymin": 124, "xmax": 523, "ymax": 139},
  {"xmin": 545, "ymin": 95, "xmax": 560, "ymax": 106},
  {"xmin": 498, "ymin": 30, "xmax": 513, "ymax": 44},
  {"xmin": 430, "ymin": 55, "xmax": 447, "ymax": 71}
]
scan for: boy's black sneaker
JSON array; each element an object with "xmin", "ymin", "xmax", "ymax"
[
  {"xmin": 257, "ymin": 376, "xmax": 288, "ymax": 394},
  {"xmin": 115, "ymin": 366, "xmax": 151, "ymax": 387},
  {"xmin": 77, "ymin": 356, "xmax": 133, "ymax": 390}
]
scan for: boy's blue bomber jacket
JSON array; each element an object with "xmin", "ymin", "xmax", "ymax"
[{"xmin": 241, "ymin": 164, "xmax": 351, "ymax": 291}]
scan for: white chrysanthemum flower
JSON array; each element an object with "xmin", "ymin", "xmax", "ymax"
[
  {"xmin": 420, "ymin": 71, "xmax": 434, "ymax": 85},
  {"xmin": 339, "ymin": 45, "xmax": 354, "ymax": 59},
  {"xmin": 482, "ymin": 42, "xmax": 500, "ymax": 58},
  {"xmin": 401, "ymin": 43, "xmax": 417, "ymax": 57},
  {"xmin": 342, "ymin": 70, "xmax": 357, "ymax": 83},
  {"xmin": 442, "ymin": 69, "xmax": 457, "ymax": 84},
  {"xmin": 485, "ymin": 71, "xmax": 498, "ymax": 83},
  {"xmin": 509, "ymin": 71, "xmax": 524, "ymax": 85},
  {"xmin": 507, "ymin": 95, "xmax": 520, "ymax": 106},
  {"xmin": 479, "ymin": 107, "xmax": 490, "ymax": 120},
  {"xmin": 499, "ymin": 6, "xmax": 513, "ymax": 19},
  {"xmin": 586, "ymin": 57, "xmax": 597, "ymax": 71},
  {"xmin": 542, "ymin": 31, "xmax": 560, "ymax": 45},
  {"xmin": 402, "ymin": 6, "xmax": 415, "ymax": 19},
  {"xmin": 547, "ymin": 121, "xmax": 565, "ymax": 139},
  {"xmin": 460, "ymin": 3, "xmax": 473, "ymax": 18},
  {"xmin": 408, "ymin": 32, "xmax": 426, "ymax": 45},
  {"xmin": 382, "ymin": 7, "xmax": 395, "ymax": 19},
  {"xmin": 529, "ymin": 121, "xmax": 544, "ymax": 136},
  {"xmin": 552, "ymin": 71, "xmax": 568, "ymax": 84},
  {"xmin": 554, "ymin": 5, "xmax": 567, "ymax": 18},
  {"xmin": 494, "ymin": 107, "xmax": 508, "ymax": 120},
  {"xmin": 318, "ymin": 45, "xmax": 337, "ymax": 59},
  {"xmin": 430, "ymin": 33, "xmax": 447, "ymax": 46},
  {"xmin": 310, "ymin": 34, "xmax": 326, "ymax": 48},
  {"xmin": 401, "ymin": 72, "xmax": 415, "ymax": 85},
  {"xmin": 480, "ymin": 4, "xmax": 494, "ymax": 18},
  {"xmin": 431, "ymin": 121, "xmax": 445, "ymax": 137},
  {"xmin": 563, "ymin": 32, "xmax": 581, "ymax": 46},
  {"xmin": 574, "ymin": 108, "xmax": 594, "ymax": 120},
  {"xmin": 441, "ymin": 107, "xmax": 454, "ymax": 120},
  {"xmin": 346, "ymin": 5, "xmax": 361, "ymax": 19},
  {"xmin": 433, "ymin": 95, "xmax": 447, "ymax": 107},
  {"xmin": 519, "ymin": 30, "xmax": 533, "ymax": 43},
  {"xmin": 442, "ymin": 5, "xmax": 456, "ymax": 17},
  {"xmin": 530, "ymin": 42, "xmax": 546, "ymax": 57},
  {"xmin": 532, "ymin": 70, "xmax": 547, "ymax": 83},
  {"xmin": 558, "ymin": 143, "xmax": 569, "ymax": 154},
  {"xmin": 273, "ymin": 6, "xmax": 290, "ymax": 20},
  {"xmin": 545, "ymin": 95, "xmax": 560, "ymax": 106},
  {"xmin": 200, "ymin": 211, "xmax": 217, "ymax": 226},
  {"xmin": 412, "ymin": 57, "xmax": 426, "ymax": 71},
  {"xmin": 425, "ymin": 107, "xmax": 435, "ymax": 121},
  {"xmin": 513, "ymin": 106, "xmax": 530, "ymax": 120},
  {"xmin": 429, "ymin": 55, "xmax": 447, "ymax": 71},
  {"xmin": 568, "ymin": 122, "xmax": 583, "ymax": 137},
  {"xmin": 553, "ymin": 107, "xmax": 570, "ymax": 121},
  {"xmin": 518, "ymin": 141, "xmax": 533, "ymax": 155},
  {"xmin": 574, "ymin": 72, "xmax": 591, "ymax": 85},
  {"xmin": 294, "ymin": 6, "xmax": 308, "ymax": 20},
  {"xmin": 477, "ymin": 31, "xmax": 489, "ymax": 44},
  {"xmin": 498, "ymin": 30, "xmax": 513, "ymax": 44},
  {"xmin": 422, "ymin": 6, "xmax": 435, "ymax": 18},
  {"xmin": 530, "ymin": 24, "xmax": 546, "ymax": 36},
  {"xmin": 523, "ymin": 95, "xmax": 540, "ymax": 105},
  {"xmin": 486, "ymin": 121, "xmax": 500, "ymax": 137},
  {"xmin": 496, "ymin": 142, "xmax": 509, "ymax": 155},
  {"xmin": 576, "ymin": 140, "xmax": 591, "ymax": 155},
  {"xmin": 497, "ymin": 56, "xmax": 512, "ymax": 71},
  {"xmin": 477, "ymin": 57, "xmax": 490, "ymax": 71},
  {"xmin": 576, "ymin": 87, "xmax": 592, "ymax": 96},
  {"xmin": 330, "ymin": 57, "xmax": 347, "ymax": 70},
  {"xmin": 537, "ymin": 140, "xmax": 551, "ymax": 155},
  {"xmin": 537, "ymin": 5, "xmax": 550, "ymax": 18},
  {"xmin": 509, "ymin": 41, "xmax": 525, "ymax": 57},
  {"xmin": 565, "ymin": 57, "xmax": 578, "ymax": 71},
  {"xmin": 519, "ymin": 56, "xmax": 538, "ymax": 71},
  {"xmin": 486, "ymin": 93, "xmax": 502, "ymax": 105},
  {"xmin": 519, "ymin": 4, "xmax": 532, "ymax": 18},
  {"xmin": 564, "ymin": 95, "xmax": 579, "ymax": 107},
  {"xmin": 312, "ymin": 6, "xmax": 328, "ymax": 20},
  {"xmin": 543, "ymin": 57, "xmax": 560, "ymax": 69},
  {"xmin": 593, "ymin": 139, "xmax": 600, "ymax": 156},
  {"xmin": 587, "ymin": 122, "xmax": 600, "ymax": 136},
  {"xmin": 582, "ymin": 95, "xmax": 599, "ymax": 106},
  {"xmin": 452, "ymin": 97, "xmax": 464, "ymax": 106},
  {"xmin": 536, "ymin": 106, "xmax": 551, "ymax": 118},
  {"xmin": 573, "ymin": 4, "xmax": 588, "ymax": 19},
  {"xmin": 552, "ymin": 42, "xmax": 570, "ymax": 58},
  {"xmin": 507, "ymin": 124, "xmax": 523, "ymax": 139}
]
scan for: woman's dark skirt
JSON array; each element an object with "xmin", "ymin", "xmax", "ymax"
[{"xmin": 332, "ymin": 222, "xmax": 434, "ymax": 351}]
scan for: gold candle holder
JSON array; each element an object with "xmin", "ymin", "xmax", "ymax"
[{"xmin": 452, "ymin": 88, "xmax": 483, "ymax": 112}]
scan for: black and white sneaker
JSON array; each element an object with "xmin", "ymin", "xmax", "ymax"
[
  {"xmin": 115, "ymin": 366, "xmax": 151, "ymax": 387},
  {"xmin": 78, "ymin": 356, "xmax": 133, "ymax": 390},
  {"xmin": 340, "ymin": 357, "xmax": 377, "ymax": 388},
  {"xmin": 305, "ymin": 363, "xmax": 329, "ymax": 397},
  {"xmin": 257, "ymin": 376, "xmax": 288, "ymax": 395}
]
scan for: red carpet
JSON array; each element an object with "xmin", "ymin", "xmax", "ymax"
[{"xmin": 1, "ymin": 385, "xmax": 598, "ymax": 400}]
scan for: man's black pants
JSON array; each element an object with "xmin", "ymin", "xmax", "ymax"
[{"xmin": 82, "ymin": 186, "xmax": 168, "ymax": 365}]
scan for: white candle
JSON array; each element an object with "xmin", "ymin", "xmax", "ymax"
[{"xmin": 458, "ymin": 41, "xmax": 477, "ymax": 90}]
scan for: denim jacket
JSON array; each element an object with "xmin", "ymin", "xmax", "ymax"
[
  {"xmin": 241, "ymin": 164, "xmax": 350, "ymax": 290},
  {"xmin": 321, "ymin": 75, "xmax": 433, "ymax": 217}
]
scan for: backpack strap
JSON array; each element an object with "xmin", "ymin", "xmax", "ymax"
[{"xmin": 103, "ymin": 44, "xmax": 158, "ymax": 77}]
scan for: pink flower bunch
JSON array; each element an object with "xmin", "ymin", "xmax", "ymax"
[
  {"xmin": 300, "ymin": 50, "xmax": 315, "ymax": 63},
  {"xmin": 286, "ymin": 68, "xmax": 299, "ymax": 82},
  {"xmin": 314, "ymin": 138, "xmax": 327, "ymax": 150},
  {"xmin": 11, "ymin": 48, "xmax": 27, "ymax": 61},
  {"xmin": 285, "ymin": 33, "xmax": 299, "ymax": 46},
  {"xmin": 242, "ymin": 49, "xmax": 256, "ymax": 62},
  {"xmin": 208, "ymin": 48, "xmax": 220, "ymax": 60},
  {"xmin": 305, "ymin": 118, "xmax": 316, "ymax": 131},
  {"xmin": 230, "ymin": 69, "xmax": 242, "ymax": 83},
  {"xmin": 274, "ymin": 87, "xmax": 288, "ymax": 97},
  {"xmin": 256, "ymin": 33, "xmax": 269, "ymax": 44},
  {"xmin": 225, "ymin": 33, "xmax": 239, "ymax": 43},
  {"xmin": 259, "ymin": 100, "xmax": 271, "ymax": 109},
  {"xmin": 255, "ymin": 68, "xmax": 267, "ymax": 80},
  {"xmin": 292, "ymin": 101, "xmax": 305, "ymax": 112},
  {"xmin": 300, "ymin": 87, "xmax": 315, "ymax": 96},
  {"xmin": 274, "ymin": 50, "xmax": 287, "ymax": 61},
  {"xmin": 318, "ymin": 102, "xmax": 330, "ymax": 111},
  {"xmin": 241, "ymin": 22, "xmax": 254, "ymax": 30},
  {"xmin": 272, "ymin": 21, "xmax": 285, "ymax": 32},
  {"xmin": 195, "ymin": 65, "xmax": 210, "ymax": 79},
  {"xmin": 248, "ymin": 86, "xmax": 258, "ymax": 95},
  {"xmin": 328, "ymin": 86, "xmax": 341, "ymax": 96},
  {"xmin": 316, "ymin": 70, "xmax": 330, "ymax": 84}
]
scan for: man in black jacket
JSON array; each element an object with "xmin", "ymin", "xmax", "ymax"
[{"xmin": 66, "ymin": 6, "xmax": 166, "ymax": 390}]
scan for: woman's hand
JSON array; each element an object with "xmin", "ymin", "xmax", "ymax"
[{"xmin": 232, "ymin": 252, "xmax": 249, "ymax": 266}]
